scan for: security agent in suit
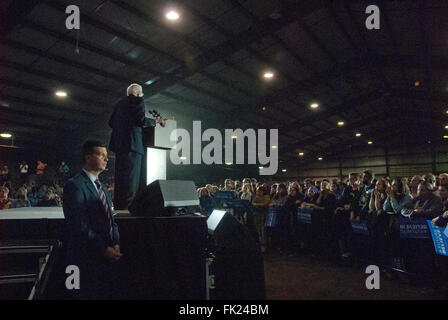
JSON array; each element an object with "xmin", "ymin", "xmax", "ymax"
[
  {"xmin": 109, "ymin": 83, "xmax": 166, "ymax": 210},
  {"xmin": 63, "ymin": 140, "xmax": 122, "ymax": 299}
]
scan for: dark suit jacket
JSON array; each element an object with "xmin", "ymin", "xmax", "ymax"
[
  {"xmin": 108, "ymin": 95, "xmax": 155, "ymax": 155},
  {"xmin": 63, "ymin": 171, "xmax": 119, "ymax": 268}
]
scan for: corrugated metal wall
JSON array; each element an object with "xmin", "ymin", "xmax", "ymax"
[{"xmin": 289, "ymin": 145, "xmax": 448, "ymax": 180}]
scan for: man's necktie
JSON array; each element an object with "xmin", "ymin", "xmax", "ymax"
[{"xmin": 94, "ymin": 179, "xmax": 113, "ymax": 241}]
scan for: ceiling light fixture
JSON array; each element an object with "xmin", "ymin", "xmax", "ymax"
[
  {"xmin": 55, "ymin": 91, "xmax": 67, "ymax": 97},
  {"xmin": 310, "ymin": 103, "xmax": 319, "ymax": 109},
  {"xmin": 166, "ymin": 11, "xmax": 180, "ymax": 20}
]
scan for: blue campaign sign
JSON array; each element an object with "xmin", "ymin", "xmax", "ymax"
[
  {"xmin": 444, "ymin": 226, "xmax": 448, "ymax": 239},
  {"xmin": 297, "ymin": 208, "xmax": 312, "ymax": 224},
  {"xmin": 399, "ymin": 217, "xmax": 430, "ymax": 239},
  {"xmin": 265, "ymin": 206, "xmax": 280, "ymax": 227},
  {"xmin": 427, "ymin": 221, "xmax": 448, "ymax": 256},
  {"xmin": 351, "ymin": 220, "xmax": 369, "ymax": 235},
  {"xmin": 214, "ymin": 191, "xmax": 236, "ymax": 201},
  {"xmin": 229, "ymin": 199, "xmax": 256, "ymax": 216}
]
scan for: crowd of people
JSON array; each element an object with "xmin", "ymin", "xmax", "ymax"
[
  {"xmin": 197, "ymin": 171, "xmax": 448, "ymax": 272},
  {"xmin": 3, "ymin": 159, "xmax": 447, "ymax": 270},
  {"xmin": 0, "ymin": 160, "xmax": 75, "ymax": 210}
]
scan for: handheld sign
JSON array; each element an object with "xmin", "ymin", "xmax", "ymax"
[{"xmin": 427, "ymin": 221, "xmax": 448, "ymax": 256}]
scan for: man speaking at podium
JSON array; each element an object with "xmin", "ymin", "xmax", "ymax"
[{"xmin": 109, "ymin": 83, "xmax": 166, "ymax": 210}]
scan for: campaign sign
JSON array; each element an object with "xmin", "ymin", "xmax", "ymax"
[
  {"xmin": 351, "ymin": 220, "xmax": 369, "ymax": 235},
  {"xmin": 229, "ymin": 199, "xmax": 256, "ymax": 216},
  {"xmin": 297, "ymin": 208, "xmax": 312, "ymax": 224},
  {"xmin": 265, "ymin": 206, "xmax": 280, "ymax": 227},
  {"xmin": 214, "ymin": 191, "xmax": 236, "ymax": 201},
  {"xmin": 427, "ymin": 221, "xmax": 448, "ymax": 256},
  {"xmin": 399, "ymin": 217, "xmax": 430, "ymax": 239}
]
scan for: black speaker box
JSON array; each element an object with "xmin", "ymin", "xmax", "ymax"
[
  {"xmin": 206, "ymin": 211, "xmax": 265, "ymax": 299},
  {"xmin": 207, "ymin": 210, "xmax": 258, "ymax": 250},
  {"xmin": 129, "ymin": 180, "xmax": 199, "ymax": 217}
]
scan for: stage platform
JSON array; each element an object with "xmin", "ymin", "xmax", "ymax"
[
  {"xmin": 0, "ymin": 207, "xmax": 64, "ymax": 220},
  {"xmin": 0, "ymin": 206, "xmax": 208, "ymax": 299},
  {"xmin": 0, "ymin": 207, "xmax": 136, "ymax": 220}
]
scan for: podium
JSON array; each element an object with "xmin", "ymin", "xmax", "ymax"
[{"xmin": 142, "ymin": 119, "xmax": 176, "ymax": 185}]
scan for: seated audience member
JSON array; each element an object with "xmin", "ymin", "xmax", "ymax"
[
  {"xmin": 58, "ymin": 161, "xmax": 71, "ymax": 185},
  {"xmin": 0, "ymin": 186, "xmax": 13, "ymax": 210},
  {"xmin": 409, "ymin": 175, "xmax": 423, "ymax": 198},
  {"xmin": 38, "ymin": 184, "xmax": 49, "ymax": 199},
  {"xmin": 28, "ymin": 186, "xmax": 40, "ymax": 206},
  {"xmin": 402, "ymin": 181, "xmax": 442, "ymax": 219},
  {"xmin": 252, "ymin": 186, "xmax": 271, "ymax": 251},
  {"xmin": 13, "ymin": 187, "xmax": 31, "ymax": 208},
  {"xmin": 0, "ymin": 165, "xmax": 9, "ymax": 185},
  {"xmin": 199, "ymin": 187, "xmax": 216, "ymax": 217},
  {"xmin": 19, "ymin": 161, "xmax": 29, "ymax": 184},
  {"xmin": 36, "ymin": 160, "xmax": 47, "ymax": 175},
  {"xmin": 38, "ymin": 190, "xmax": 59, "ymax": 207}
]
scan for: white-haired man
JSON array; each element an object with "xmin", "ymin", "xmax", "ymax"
[{"xmin": 109, "ymin": 84, "xmax": 165, "ymax": 210}]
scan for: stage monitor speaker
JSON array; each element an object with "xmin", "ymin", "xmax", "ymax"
[
  {"xmin": 129, "ymin": 180, "xmax": 199, "ymax": 217},
  {"xmin": 207, "ymin": 210, "xmax": 258, "ymax": 250}
]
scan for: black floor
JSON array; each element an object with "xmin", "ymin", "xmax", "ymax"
[{"xmin": 263, "ymin": 250, "xmax": 447, "ymax": 300}]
